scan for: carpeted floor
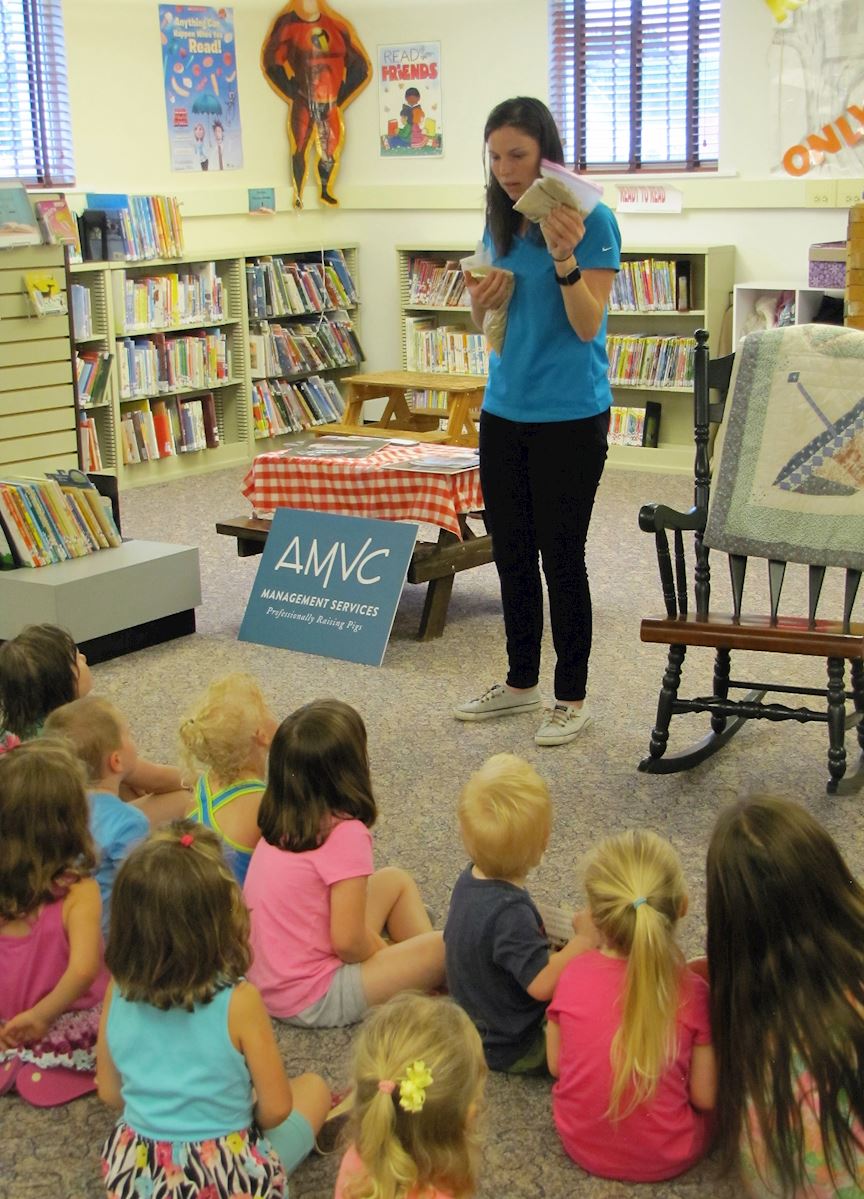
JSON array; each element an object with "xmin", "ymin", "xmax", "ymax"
[{"xmin": 3, "ymin": 459, "xmax": 862, "ymax": 1199}]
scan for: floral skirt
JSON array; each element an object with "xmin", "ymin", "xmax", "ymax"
[
  {"xmin": 101, "ymin": 1121, "xmax": 287, "ymax": 1199},
  {"xmin": 0, "ymin": 1005, "xmax": 100, "ymax": 1072}
]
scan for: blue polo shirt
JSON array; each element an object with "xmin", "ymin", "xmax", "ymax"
[{"xmin": 482, "ymin": 200, "xmax": 621, "ymax": 423}]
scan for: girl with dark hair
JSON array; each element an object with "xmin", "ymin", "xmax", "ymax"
[
  {"xmin": 0, "ymin": 739, "xmax": 107, "ymax": 1106},
  {"xmin": 706, "ymin": 795, "xmax": 864, "ymax": 1196},
  {"xmin": 97, "ymin": 821, "xmax": 330, "ymax": 1198},
  {"xmin": 0, "ymin": 623, "xmax": 191, "ymax": 822},
  {"xmin": 453, "ymin": 97, "xmax": 621, "ymax": 747},
  {"xmin": 244, "ymin": 699, "xmax": 444, "ymax": 1028}
]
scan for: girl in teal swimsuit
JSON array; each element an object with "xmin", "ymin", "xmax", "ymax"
[{"xmin": 180, "ymin": 673, "xmax": 278, "ymax": 885}]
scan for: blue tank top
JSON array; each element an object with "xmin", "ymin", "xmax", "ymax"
[
  {"xmin": 190, "ymin": 775, "xmax": 263, "ymax": 885},
  {"xmin": 107, "ymin": 984, "xmax": 253, "ymax": 1141}
]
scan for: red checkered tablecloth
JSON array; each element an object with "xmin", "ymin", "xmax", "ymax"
[{"xmin": 242, "ymin": 444, "xmax": 484, "ymax": 539}]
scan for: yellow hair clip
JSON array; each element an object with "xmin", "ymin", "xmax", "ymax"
[{"xmin": 398, "ymin": 1060, "xmax": 433, "ymax": 1113}]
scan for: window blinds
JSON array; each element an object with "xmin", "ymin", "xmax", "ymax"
[
  {"xmin": 0, "ymin": 0, "xmax": 75, "ymax": 185},
  {"xmin": 549, "ymin": 0, "xmax": 720, "ymax": 172}
]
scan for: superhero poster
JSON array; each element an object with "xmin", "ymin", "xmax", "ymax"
[
  {"xmin": 160, "ymin": 6, "xmax": 244, "ymax": 173},
  {"xmin": 378, "ymin": 43, "xmax": 442, "ymax": 157}
]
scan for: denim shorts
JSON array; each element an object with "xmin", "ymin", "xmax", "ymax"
[{"xmin": 280, "ymin": 963, "xmax": 367, "ymax": 1029}]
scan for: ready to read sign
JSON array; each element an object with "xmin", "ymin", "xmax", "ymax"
[{"xmin": 238, "ymin": 509, "xmax": 418, "ymax": 666}]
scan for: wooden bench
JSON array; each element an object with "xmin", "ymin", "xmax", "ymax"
[{"xmin": 216, "ymin": 514, "xmax": 493, "ymax": 640}]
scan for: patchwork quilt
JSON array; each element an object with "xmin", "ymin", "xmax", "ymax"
[{"xmin": 704, "ymin": 324, "xmax": 864, "ymax": 571}]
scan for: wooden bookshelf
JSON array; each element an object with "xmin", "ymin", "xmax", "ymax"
[
  {"xmin": 397, "ymin": 244, "xmax": 735, "ymax": 475},
  {"xmin": 246, "ymin": 247, "xmax": 361, "ymax": 444},
  {"xmin": 605, "ymin": 246, "xmax": 735, "ymax": 473},
  {"xmin": 732, "ymin": 281, "xmax": 843, "ymax": 346},
  {"xmin": 64, "ymin": 244, "xmax": 360, "ymax": 489}
]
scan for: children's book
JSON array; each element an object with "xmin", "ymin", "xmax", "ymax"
[
  {"xmin": 514, "ymin": 161, "xmax": 604, "ymax": 221},
  {"xmin": 33, "ymin": 198, "xmax": 82, "ymax": 256},
  {"xmin": 287, "ymin": 435, "xmax": 390, "ymax": 459},
  {"xmin": 379, "ymin": 448, "xmax": 480, "ymax": 475},
  {"xmin": 0, "ymin": 183, "xmax": 41, "ymax": 249},
  {"xmin": 22, "ymin": 271, "xmax": 67, "ymax": 316}
]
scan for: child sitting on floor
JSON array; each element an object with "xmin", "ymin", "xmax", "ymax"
[
  {"xmin": 0, "ymin": 739, "xmax": 108, "ymax": 1106},
  {"xmin": 547, "ymin": 829, "xmax": 716, "ymax": 1181},
  {"xmin": 244, "ymin": 699, "xmax": 445, "ymax": 1028},
  {"xmin": 97, "ymin": 821, "xmax": 330, "ymax": 1198},
  {"xmin": 44, "ymin": 695, "xmax": 149, "ymax": 935},
  {"xmin": 707, "ymin": 796, "xmax": 864, "ymax": 1197},
  {"xmin": 0, "ymin": 623, "xmax": 191, "ymax": 822},
  {"xmin": 444, "ymin": 753, "xmax": 594, "ymax": 1073},
  {"xmin": 179, "ymin": 672, "xmax": 278, "ymax": 884},
  {"xmin": 335, "ymin": 992, "xmax": 487, "ymax": 1199}
]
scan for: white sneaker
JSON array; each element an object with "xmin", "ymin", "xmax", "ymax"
[
  {"xmin": 453, "ymin": 683, "xmax": 542, "ymax": 722},
  {"xmin": 534, "ymin": 702, "xmax": 593, "ymax": 746}
]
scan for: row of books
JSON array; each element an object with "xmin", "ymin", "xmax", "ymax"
[
  {"xmin": 76, "ymin": 350, "xmax": 113, "ymax": 406},
  {"xmin": 80, "ymin": 194, "xmax": 184, "ymax": 262},
  {"xmin": 112, "ymin": 263, "xmax": 225, "ymax": 333},
  {"xmin": 0, "ymin": 475, "xmax": 121, "ymax": 570},
  {"xmin": 80, "ymin": 417, "xmax": 103, "ymax": 473},
  {"xmin": 116, "ymin": 331, "xmax": 229, "ymax": 400},
  {"xmin": 609, "ymin": 405, "xmax": 652, "ymax": 447},
  {"xmin": 120, "ymin": 395, "xmax": 220, "ymax": 465},
  {"xmin": 407, "ymin": 259, "xmax": 469, "ymax": 307},
  {"xmin": 249, "ymin": 318, "xmax": 362, "ymax": 379},
  {"xmin": 252, "ymin": 375, "xmax": 346, "ymax": 437},
  {"xmin": 0, "ymin": 184, "xmax": 80, "ymax": 255},
  {"xmin": 609, "ymin": 259, "xmax": 691, "ymax": 313},
  {"xmin": 70, "ymin": 283, "xmax": 94, "ymax": 338},
  {"xmin": 607, "ymin": 335, "xmax": 696, "ymax": 389},
  {"xmin": 405, "ymin": 318, "xmax": 489, "ymax": 376},
  {"xmin": 246, "ymin": 251, "xmax": 357, "ymax": 319}
]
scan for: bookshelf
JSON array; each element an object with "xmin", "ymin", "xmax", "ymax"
[
  {"xmin": 731, "ymin": 282, "xmax": 843, "ymax": 347},
  {"xmin": 64, "ymin": 244, "xmax": 360, "ymax": 488},
  {"xmin": 246, "ymin": 247, "xmax": 361, "ymax": 444},
  {"xmin": 397, "ymin": 246, "xmax": 486, "ymax": 422},
  {"xmin": 605, "ymin": 246, "xmax": 735, "ymax": 473},
  {"xmin": 397, "ymin": 244, "xmax": 735, "ymax": 474},
  {"xmin": 0, "ymin": 244, "xmax": 78, "ymax": 479}
]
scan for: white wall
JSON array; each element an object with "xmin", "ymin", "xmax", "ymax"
[{"xmin": 63, "ymin": 0, "xmax": 851, "ymax": 370}]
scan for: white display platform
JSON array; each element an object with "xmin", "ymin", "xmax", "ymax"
[{"xmin": 0, "ymin": 540, "xmax": 201, "ymax": 651}]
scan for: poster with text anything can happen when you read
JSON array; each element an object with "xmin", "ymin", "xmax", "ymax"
[{"xmin": 160, "ymin": 5, "xmax": 244, "ymax": 173}]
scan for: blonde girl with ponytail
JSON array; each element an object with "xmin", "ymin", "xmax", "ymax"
[
  {"xmin": 335, "ymin": 993, "xmax": 487, "ymax": 1199},
  {"xmin": 546, "ymin": 830, "xmax": 716, "ymax": 1182}
]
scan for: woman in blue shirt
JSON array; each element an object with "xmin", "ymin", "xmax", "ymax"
[{"xmin": 453, "ymin": 97, "xmax": 621, "ymax": 746}]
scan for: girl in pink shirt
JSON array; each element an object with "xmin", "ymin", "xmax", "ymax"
[
  {"xmin": 334, "ymin": 992, "xmax": 487, "ymax": 1199},
  {"xmin": 244, "ymin": 700, "xmax": 445, "ymax": 1028},
  {"xmin": 0, "ymin": 739, "xmax": 108, "ymax": 1106},
  {"xmin": 547, "ymin": 829, "xmax": 716, "ymax": 1181}
]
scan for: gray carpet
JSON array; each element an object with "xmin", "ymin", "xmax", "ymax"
[{"xmin": 3, "ymin": 459, "xmax": 862, "ymax": 1199}]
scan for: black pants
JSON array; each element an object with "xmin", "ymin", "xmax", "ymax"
[{"xmin": 479, "ymin": 409, "xmax": 608, "ymax": 702}]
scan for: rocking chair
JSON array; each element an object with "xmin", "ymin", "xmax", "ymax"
[{"xmin": 637, "ymin": 326, "xmax": 864, "ymax": 794}]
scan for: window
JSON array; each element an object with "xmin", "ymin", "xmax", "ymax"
[
  {"xmin": 0, "ymin": 0, "xmax": 74, "ymax": 185},
  {"xmin": 549, "ymin": 0, "xmax": 720, "ymax": 173}
]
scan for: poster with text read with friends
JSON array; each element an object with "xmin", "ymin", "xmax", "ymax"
[
  {"xmin": 160, "ymin": 5, "xmax": 244, "ymax": 172},
  {"xmin": 238, "ymin": 509, "xmax": 418, "ymax": 666},
  {"xmin": 378, "ymin": 42, "xmax": 442, "ymax": 157}
]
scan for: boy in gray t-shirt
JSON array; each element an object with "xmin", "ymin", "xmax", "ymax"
[{"xmin": 443, "ymin": 753, "xmax": 594, "ymax": 1073}]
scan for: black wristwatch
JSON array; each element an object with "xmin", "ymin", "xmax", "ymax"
[{"xmin": 555, "ymin": 263, "xmax": 582, "ymax": 287}]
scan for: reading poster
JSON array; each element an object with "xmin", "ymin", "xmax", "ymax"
[
  {"xmin": 378, "ymin": 42, "xmax": 442, "ymax": 157},
  {"xmin": 160, "ymin": 5, "xmax": 244, "ymax": 172}
]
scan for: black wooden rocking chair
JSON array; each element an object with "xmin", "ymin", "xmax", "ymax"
[{"xmin": 637, "ymin": 327, "xmax": 864, "ymax": 794}]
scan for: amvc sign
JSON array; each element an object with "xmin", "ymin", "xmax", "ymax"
[{"xmin": 274, "ymin": 534, "xmax": 391, "ymax": 587}]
